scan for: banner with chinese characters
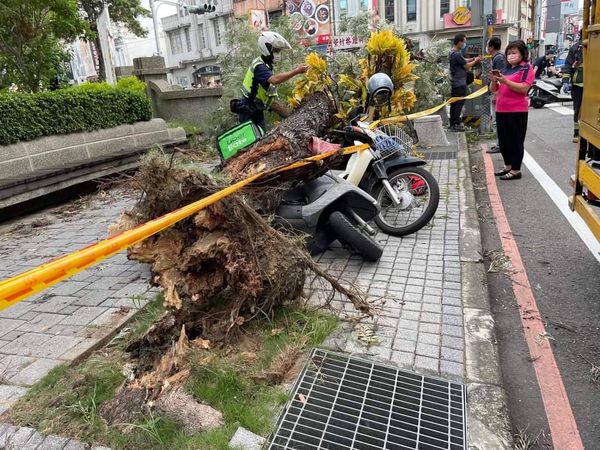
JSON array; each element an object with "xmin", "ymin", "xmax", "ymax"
[
  {"xmin": 286, "ymin": 0, "xmax": 331, "ymax": 46},
  {"xmin": 326, "ymin": 35, "xmax": 365, "ymax": 53}
]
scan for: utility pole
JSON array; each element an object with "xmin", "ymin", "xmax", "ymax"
[{"xmin": 480, "ymin": 0, "xmax": 494, "ymax": 134}]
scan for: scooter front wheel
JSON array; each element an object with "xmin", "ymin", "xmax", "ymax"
[
  {"xmin": 328, "ymin": 211, "xmax": 383, "ymax": 261},
  {"xmin": 372, "ymin": 167, "xmax": 440, "ymax": 237}
]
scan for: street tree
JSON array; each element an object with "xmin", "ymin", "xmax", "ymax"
[
  {"xmin": 78, "ymin": 0, "xmax": 150, "ymax": 81},
  {"xmin": 0, "ymin": 0, "xmax": 87, "ymax": 92}
]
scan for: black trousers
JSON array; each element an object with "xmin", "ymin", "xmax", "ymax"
[
  {"xmin": 496, "ymin": 112, "xmax": 528, "ymax": 171},
  {"xmin": 571, "ymin": 84, "xmax": 583, "ymax": 137},
  {"xmin": 450, "ymin": 85, "xmax": 468, "ymax": 127}
]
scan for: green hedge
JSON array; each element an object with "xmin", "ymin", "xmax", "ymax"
[{"xmin": 0, "ymin": 83, "xmax": 152, "ymax": 146}]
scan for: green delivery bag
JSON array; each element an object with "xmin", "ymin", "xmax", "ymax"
[{"xmin": 216, "ymin": 121, "xmax": 263, "ymax": 161}]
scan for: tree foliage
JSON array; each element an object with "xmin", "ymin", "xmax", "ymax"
[
  {"xmin": 78, "ymin": 0, "xmax": 150, "ymax": 37},
  {"xmin": 78, "ymin": 0, "xmax": 150, "ymax": 80},
  {"xmin": 0, "ymin": 0, "xmax": 87, "ymax": 92},
  {"xmin": 412, "ymin": 39, "xmax": 451, "ymax": 111},
  {"xmin": 290, "ymin": 30, "xmax": 417, "ymax": 121}
]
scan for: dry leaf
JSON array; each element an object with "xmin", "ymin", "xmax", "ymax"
[
  {"xmin": 298, "ymin": 393, "xmax": 307, "ymax": 404},
  {"xmin": 241, "ymin": 352, "xmax": 258, "ymax": 363},
  {"xmin": 271, "ymin": 328, "xmax": 284, "ymax": 336},
  {"xmin": 235, "ymin": 316, "xmax": 245, "ymax": 326},
  {"xmin": 191, "ymin": 338, "xmax": 211, "ymax": 350}
]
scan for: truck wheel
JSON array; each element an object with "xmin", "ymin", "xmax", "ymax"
[{"xmin": 328, "ymin": 211, "xmax": 383, "ymax": 262}]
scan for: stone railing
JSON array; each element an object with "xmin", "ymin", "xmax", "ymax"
[
  {"xmin": 0, "ymin": 119, "xmax": 186, "ymax": 209},
  {"xmin": 147, "ymin": 80, "xmax": 222, "ymax": 126}
]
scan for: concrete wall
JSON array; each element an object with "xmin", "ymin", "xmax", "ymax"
[
  {"xmin": 147, "ymin": 79, "xmax": 222, "ymax": 126},
  {"xmin": 0, "ymin": 118, "xmax": 186, "ymax": 186},
  {"xmin": 133, "ymin": 56, "xmax": 223, "ymax": 126}
]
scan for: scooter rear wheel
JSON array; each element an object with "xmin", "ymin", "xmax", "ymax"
[{"xmin": 328, "ymin": 211, "xmax": 383, "ymax": 261}]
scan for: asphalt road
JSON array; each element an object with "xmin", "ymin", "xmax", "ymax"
[{"xmin": 470, "ymin": 103, "xmax": 600, "ymax": 448}]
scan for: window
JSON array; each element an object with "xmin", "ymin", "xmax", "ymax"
[
  {"xmin": 339, "ymin": 0, "xmax": 347, "ymax": 16},
  {"xmin": 407, "ymin": 0, "xmax": 416, "ymax": 21},
  {"xmin": 198, "ymin": 24, "xmax": 206, "ymax": 49},
  {"xmin": 440, "ymin": 0, "xmax": 450, "ymax": 16},
  {"xmin": 213, "ymin": 19, "xmax": 221, "ymax": 46},
  {"xmin": 177, "ymin": 76, "xmax": 189, "ymax": 87},
  {"xmin": 184, "ymin": 27, "xmax": 192, "ymax": 52},
  {"xmin": 360, "ymin": 0, "xmax": 368, "ymax": 10},
  {"xmin": 384, "ymin": 0, "xmax": 395, "ymax": 22},
  {"xmin": 168, "ymin": 30, "xmax": 183, "ymax": 54}
]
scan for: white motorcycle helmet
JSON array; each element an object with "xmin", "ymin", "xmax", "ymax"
[
  {"xmin": 258, "ymin": 31, "xmax": 292, "ymax": 58},
  {"xmin": 367, "ymin": 73, "xmax": 394, "ymax": 107}
]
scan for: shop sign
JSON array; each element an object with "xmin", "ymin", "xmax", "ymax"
[
  {"xmin": 452, "ymin": 6, "xmax": 472, "ymax": 25},
  {"xmin": 327, "ymin": 35, "xmax": 365, "ymax": 52}
]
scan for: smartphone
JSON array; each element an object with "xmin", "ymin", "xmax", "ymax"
[{"xmin": 491, "ymin": 69, "xmax": 500, "ymax": 76}]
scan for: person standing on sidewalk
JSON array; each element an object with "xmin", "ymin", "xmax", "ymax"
[
  {"xmin": 486, "ymin": 37, "xmax": 506, "ymax": 154},
  {"xmin": 489, "ymin": 40, "xmax": 535, "ymax": 180},
  {"xmin": 562, "ymin": 31, "xmax": 584, "ymax": 143},
  {"xmin": 449, "ymin": 34, "xmax": 482, "ymax": 132}
]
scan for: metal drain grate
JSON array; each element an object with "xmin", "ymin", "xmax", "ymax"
[
  {"xmin": 423, "ymin": 151, "xmax": 458, "ymax": 161},
  {"xmin": 268, "ymin": 349, "xmax": 467, "ymax": 450}
]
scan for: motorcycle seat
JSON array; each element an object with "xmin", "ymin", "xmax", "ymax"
[{"xmin": 546, "ymin": 78, "xmax": 563, "ymax": 88}]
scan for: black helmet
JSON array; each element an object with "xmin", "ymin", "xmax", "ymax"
[{"xmin": 367, "ymin": 73, "xmax": 394, "ymax": 107}]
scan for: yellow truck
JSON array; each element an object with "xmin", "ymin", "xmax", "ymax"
[{"xmin": 571, "ymin": 0, "xmax": 600, "ymax": 240}]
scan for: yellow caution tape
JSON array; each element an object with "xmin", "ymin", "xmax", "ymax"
[
  {"xmin": 0, "ymin": 87, "xmax": 488, "ymax": 310},
  {"xmin": 0, "ymin": 143, "xmax": 370, "ymax": 311},
  {"xmin": 369, "ymin": 85, "xmax": 489, "ymax": 128}
]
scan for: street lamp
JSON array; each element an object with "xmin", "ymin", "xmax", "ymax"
[{"xmin": 149, "ymin": 0, "xmax": 217, "ymax": 56}]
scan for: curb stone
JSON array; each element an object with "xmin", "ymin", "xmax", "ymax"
[
  {"xmin": 0, "ymin": 422, "xmax": 111, "ymax": 449},
  {"xmin": 457, "ymin": 133, "xmax": 513, "ymax": 449}
]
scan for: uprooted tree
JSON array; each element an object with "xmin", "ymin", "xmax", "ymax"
[{"xmin": 106, "ymin": 29, "xmax": 417, "ymax": 426}]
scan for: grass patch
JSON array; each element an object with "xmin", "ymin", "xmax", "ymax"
[{"xmin": 3, "ymin": 303, "xmax": 337, "ymax": 450}]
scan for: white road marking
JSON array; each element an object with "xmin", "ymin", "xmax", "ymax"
[
  {"xmin": 523, "ymin": 151, "xmax": 600, "ymax": 263},
  {"xmin": 549, "ymin": 106, "xmax": 574, "ymax": 115}
]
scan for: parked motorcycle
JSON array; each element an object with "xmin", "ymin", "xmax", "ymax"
[
  {"xmin": 329, "ymin": 121, "xmax": 440, "ymax": 237},
  {"xmin": 529, "ymin": 77, "xmax": 572, "ymax": 109},
  {"xmin": 274, "ymin": 173, "xmax": 383, "ymax": 261},
  {"xmin": 216, "ymin": 121, "xmax": 383, "ymax": 261}
]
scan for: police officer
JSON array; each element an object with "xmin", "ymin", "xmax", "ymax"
[
  {"xmin": 238, "ymin": 31, "xmax": 308, "ymax": 132},
  {"xmin": 562, "ymin": 31, "xmax": 584, "ymax": 143}
]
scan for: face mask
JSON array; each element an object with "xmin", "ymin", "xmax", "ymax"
[
  {"xmin": 507, "ymin": 53, "xmax": 521, "ymax": 65},
  {"xmin": 272, "ymin": 52, "xmax": 282, "ymax": 63}
]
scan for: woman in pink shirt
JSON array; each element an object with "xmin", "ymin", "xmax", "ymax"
[{"xmin": 489, "ymin": 40, "xmax": 535, "ymax": 180}]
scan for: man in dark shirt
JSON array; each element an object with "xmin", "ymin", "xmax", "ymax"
[
  {"xmin": 449, "ymin": 34, "xmax": 482, "ymax": 131},
  {"xmin": 533, "ymin": 50, "xmax": 556, "ymax": 79}
]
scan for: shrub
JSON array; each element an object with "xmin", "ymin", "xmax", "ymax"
[
  {"xmin": 116, "ymin": 76, "xmax": 147, "ymax": 95},
  {"xmin": 0, "ymin": 85, "xmax": 152, "ymax": 145}
]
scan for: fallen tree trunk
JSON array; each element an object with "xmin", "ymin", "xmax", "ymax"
[
  {"xmin": 105, "ymin": 94, "xmax": 369, "ymax": 421},
  {"xmin": 224, "ymin": 91, "xmax": 336, "ymax": 181}
]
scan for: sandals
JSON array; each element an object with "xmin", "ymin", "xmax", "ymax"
[
  {"xmin": 499, "ymin": 171, "xmax": 522, "ymax": 180},
  {"xmin": 494, "ymin": 169, "xmax": 511, "ymax": 176}
]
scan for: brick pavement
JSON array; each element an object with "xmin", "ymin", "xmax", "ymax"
[
  {"xmin": 0, "ymin": 191, "xmax": 154, "ymax": 416},
  {"xmin": 308, "ymin": 154, "xmax": 467, "ymax": 382},
  {"xmin": 0, "ymin": 137, "xmax": 509, "ymax": 447}
]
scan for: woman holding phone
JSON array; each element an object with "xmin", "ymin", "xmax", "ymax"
[{"xmin": 489, "ymin": 40, "xmax": 535, "ymax": 180}]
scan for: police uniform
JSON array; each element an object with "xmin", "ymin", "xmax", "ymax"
[{"xmin": 239, "ymin": 57, "xmax": 278, "ymax": 132}]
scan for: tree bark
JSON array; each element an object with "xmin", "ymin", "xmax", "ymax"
[
  {"xmin": 94, "ymin": 35, "xmax": 106, "ymax": 82},
  {"xmin": 223, "ymin": 91, "xmax": 337, "ymax": 181}
]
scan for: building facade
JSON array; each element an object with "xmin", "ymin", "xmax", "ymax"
[
  {"xmin": 375, "ymin": 0, "xmax": 534, "ymax": 53},
  {"xmin": 161, "ymin": 0, "xmax": 233, "ymax": 87}
]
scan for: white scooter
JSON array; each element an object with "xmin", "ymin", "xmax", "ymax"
[
  {"xmin": 529, "ymin": 77, "xmax": 572, "ymax": 109},
  {"xmin": 329, "ymin": 121, "xmax": 440, "ymax": 237}
]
